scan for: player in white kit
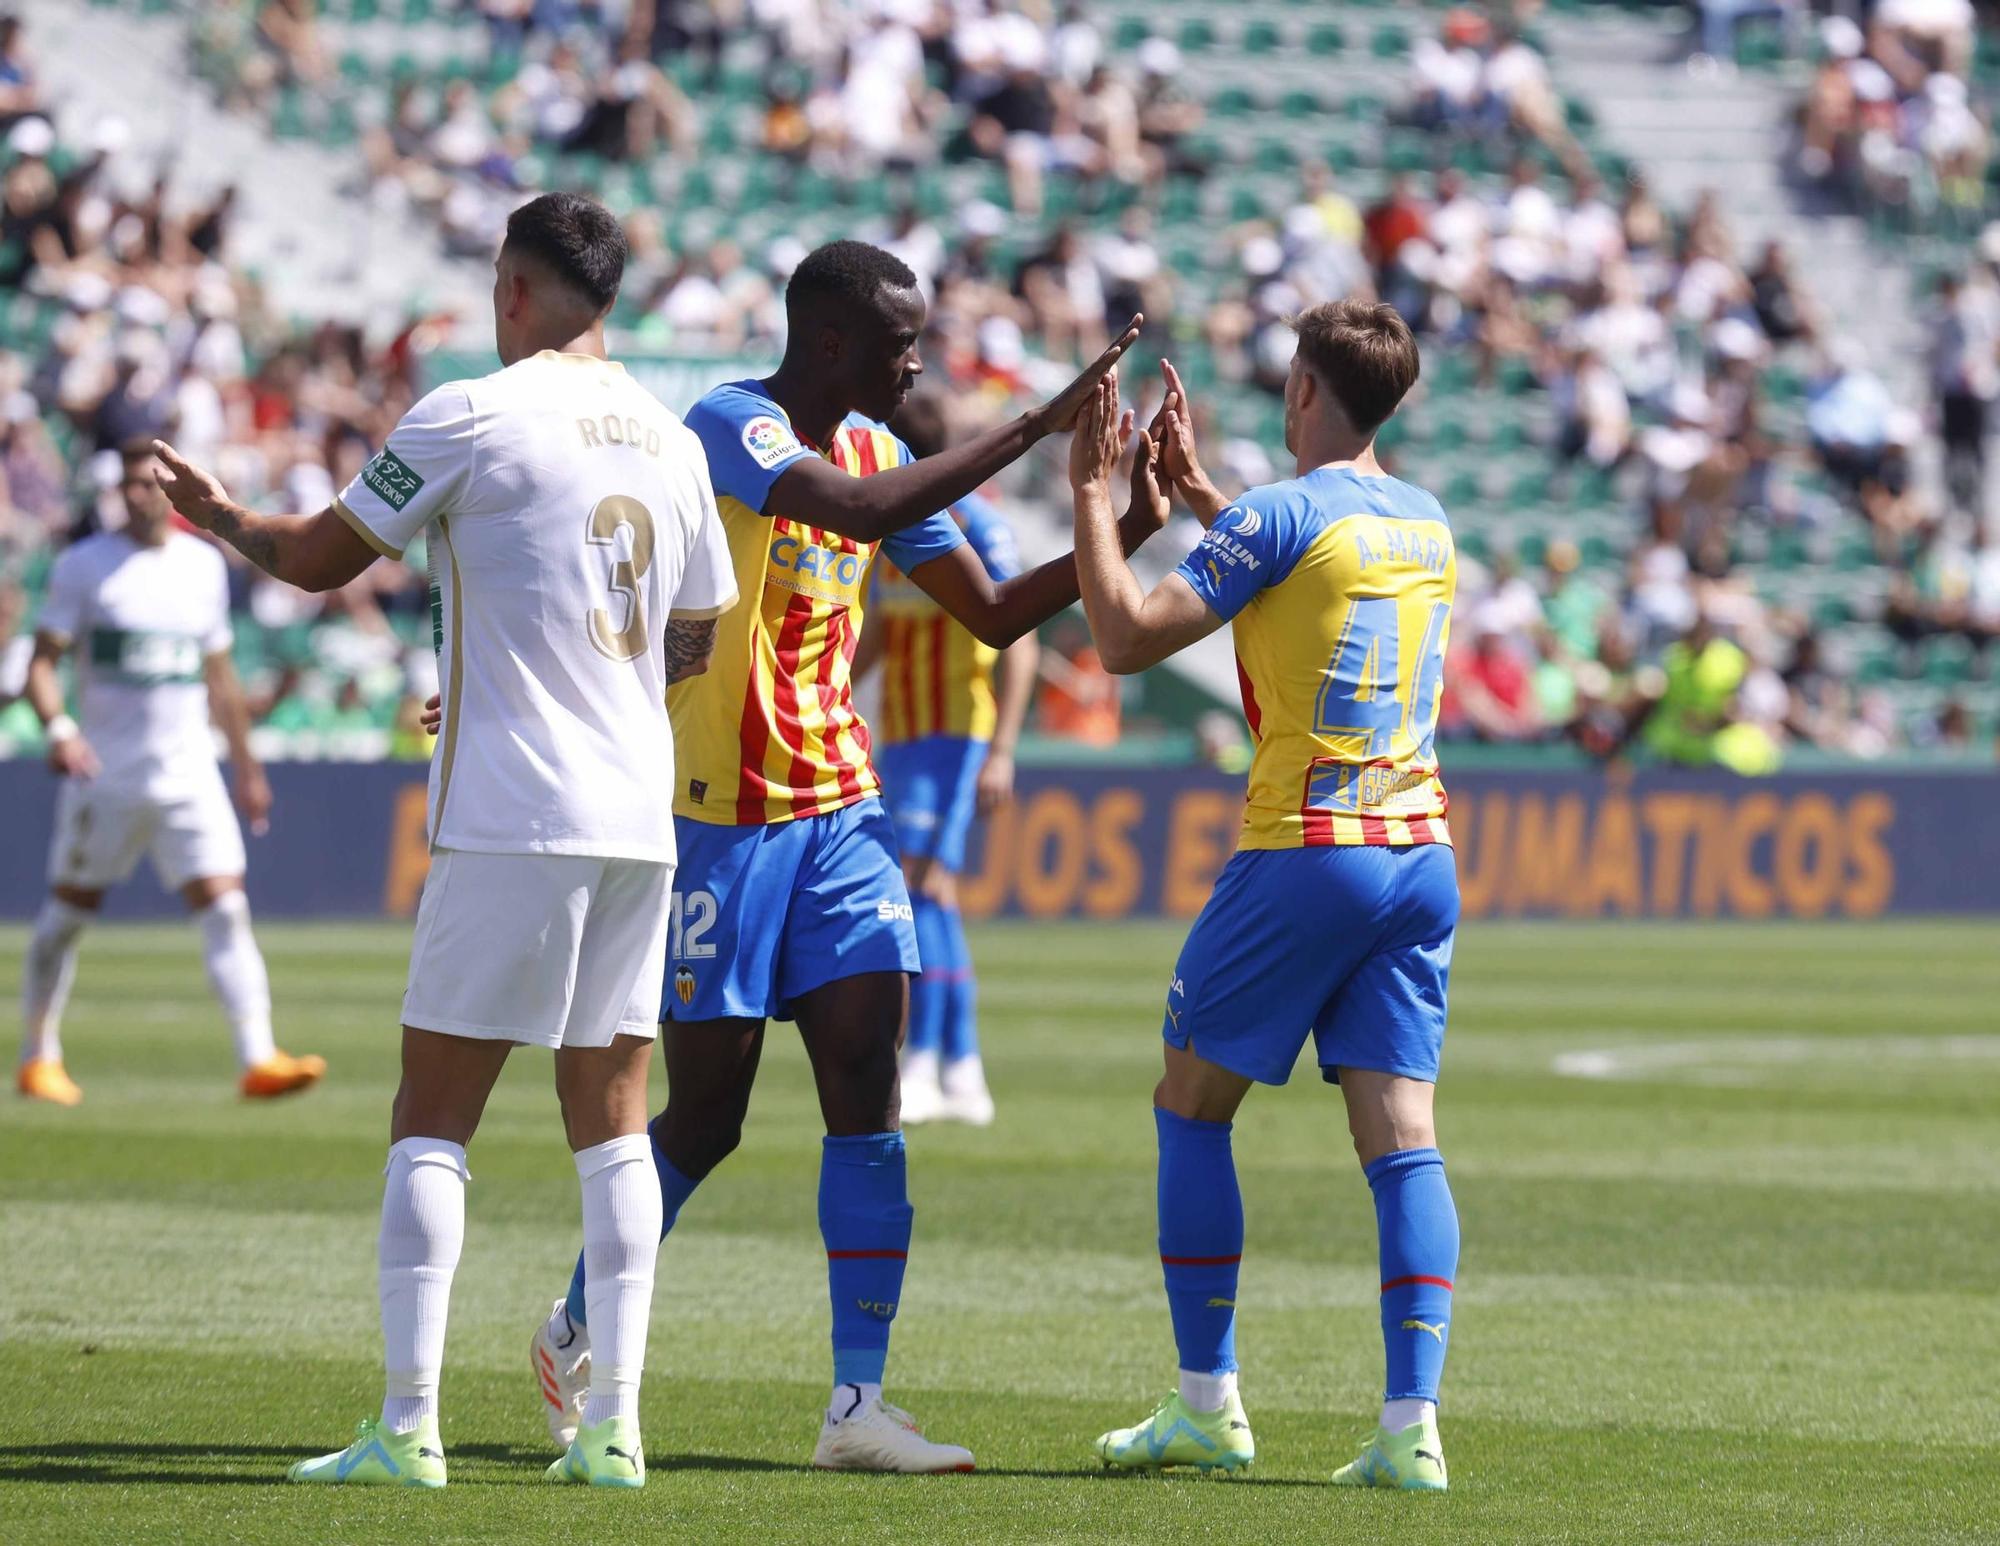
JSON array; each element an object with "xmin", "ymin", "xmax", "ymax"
[
  {"xmin": 19, "ymin": 442, "xmax": 324, "ymax": 1106},
  {"xmin": 150, "ymin": 193, "xmax": 737, "ymax": 1490}
]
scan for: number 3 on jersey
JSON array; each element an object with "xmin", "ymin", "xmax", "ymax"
[
  {"xmin": 586, "ymin": 494, "xmax": 657, "ymax": 661},
  {"xmin": 1313, "ymin": 597, "xmax": 1451, "ymax": 760}
]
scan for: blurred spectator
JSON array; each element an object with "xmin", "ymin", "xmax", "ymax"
[
  {"xmin": 1929, "ymin": 268, "xmax": 2000, "ymax": 515},
  {"xmin": 1038, "ymin": 620, "xmax": 1120, "ymax": 745}
]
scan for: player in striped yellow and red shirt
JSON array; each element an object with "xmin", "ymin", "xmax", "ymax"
[
  {"xmin": 542, "ymin": 241, "xmax": 1159, "ymax": 1473},
  {"xmin": 864, "ymin": 397, "xmax": 1039, "ymax": 1128}
]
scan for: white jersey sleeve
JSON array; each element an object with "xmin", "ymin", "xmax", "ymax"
[
  {"xmin": 669, "ymin": 446, "xmax": 739, "ymax": 621},
  {"xmin": 36, "ymin": 544, "xmax": 88, "ymax": 643},
  {"xmin": 334, "ymin": 383, "xmax": 476, "ymax": 558}
]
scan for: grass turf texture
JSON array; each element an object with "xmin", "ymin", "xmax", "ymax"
[{"xmin": 1, "ymin": 919, "xmax": 1996, "ymax": 1543}]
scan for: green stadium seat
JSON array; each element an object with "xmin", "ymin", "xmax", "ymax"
[
  {"xmin": 1113, "ymin": 17, "xmax": 1151, "ymax": 50},
  {"xmin": 1443, "ymin": 469, "xmax": 1481, "ymax": 506},
  {"xmin": 1497, "ymin": 356, "xmax": 1538, "ymax": 396},
  {"xmin": 1252, "ymin": 137, "xmax": 1297, "ymax": 174},
  {"xmin": 1307, "ymin": 23, "xmax": 1346, "ymax": 56},
  {"xmin": 1212, "ymin": 85, "xmax": 1255, "ymax": 119},
  {"xmin": 1242, "ymin": 20, "xmax": 1282, "ymax": 55},
  {"xmin": 1371, "ymin": 24, "xmax": 1410, "ymax": 61},
  {"xmin": 272, "ymin": 86, "xmax": 308, "ymax": 141},
  {"xmin": 1280, "ymin": 88, "xmax": 1321, "ymax": 119},
  {"xmin": 1179, "ymin": 19, "xmax": 1217, "ymax": 54},
  {"xmin": 401, "ymin": 0, "xmax": 435, "ymax": 23}
]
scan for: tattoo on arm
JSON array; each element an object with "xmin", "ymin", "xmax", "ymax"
[
  {"xmin": 662, "ymin": 617, "xmax": 717, "ymax": 684},
  {"xmin": 210, "ymin": 502, "xmax": 282, "ymax": 576}
]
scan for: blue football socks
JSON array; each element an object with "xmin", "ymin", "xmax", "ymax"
[
  {"xmin": 565, "ymin": 1115, "xmax": 701, "ymax": 1329},
  {"xmin": 1155, "ymin": 1107, "xmax": 1243, "ymax": 1376},
  {"xmin": 907, "ymin": 892, "xmax": 949, "ymax": 1059},
  {"xmin": 1365, "ymin": 1146, "xmax": 1459, "ymax": 1404},
  {"xmin": 936, "ymin": 901, "xmax": 978, "ymax": 1065},
  {"xmin": 820, "ymin": 1131, "xmax": 914, "ymax": 1386}
]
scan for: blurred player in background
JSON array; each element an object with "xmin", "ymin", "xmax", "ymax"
[
  {"xmin": 859, "ymin": 392, "xmax": 1039, "ymax": 1127},
  {"xmin": 533, "ymin": 240, "xmax": 1157, "ymax": 1474},
  {"xmin": 1067, "ymin": 305, "xmax": 1462, "ymax": 1490},
  {"xmin": 153, "ymin": 192, "xmax": 734, "ymax": 1490},
  {"xmin": 18, "ymin": 441, "xmax": 320, "ymax": 1106}
]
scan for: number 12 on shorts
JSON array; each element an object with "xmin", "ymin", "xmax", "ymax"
[{"xmin": 670, "ymin": 889, "xmax": 718, "ymax": 960}]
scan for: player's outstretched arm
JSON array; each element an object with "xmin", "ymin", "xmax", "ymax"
[
  {"xmin": 1153, "ymin": 358, "xmax": 1232, "ymax": 528},
  {"xmin": 1069, "ymin": 375, "xmax": 1224, "ymax": 675},
  {"xmin": 152, "ymin": 441, "xmax": 379, "ymax": 594},
  {"xmin": 768, "ymin": 317, "xmax": 1144, "ymax": 545}
]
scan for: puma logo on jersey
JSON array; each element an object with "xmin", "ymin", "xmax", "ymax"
[{"xmin": 1402, "ymin": 1318, "xmax": 1447, "ymax": 1342}]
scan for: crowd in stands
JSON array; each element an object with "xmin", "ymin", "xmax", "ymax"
[{"xmin": 2, "ymin": 2, "xmax": 1996, "ymax": 768}]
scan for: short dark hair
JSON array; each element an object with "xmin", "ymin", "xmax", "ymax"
[
  {"xmin": 1290, "ymin": 300, "xmax": 1420, "ymax": 435},
  {"xmin": 785, "ymin": 240, "xmax": 918, "ymax": 327},
  {"xmin": 503, "ymin": 192, "xmax": 626, "ymax": 312}
]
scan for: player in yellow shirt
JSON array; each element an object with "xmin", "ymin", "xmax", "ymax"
[
  {"xmin": 1065, "ymin": 304, "xmax": 1461, "ymax": 1490},
  {"xmin": 863, "ymin": 395, "xmax": 1039, "ymax": 1126}
]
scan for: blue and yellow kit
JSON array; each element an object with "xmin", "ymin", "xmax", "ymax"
[{"xmin": 1163, "ymin": 466, "xmax": 1461, "ymax": 1085}]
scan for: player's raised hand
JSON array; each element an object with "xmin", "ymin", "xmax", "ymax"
[
  {"xmin": 1151, "ymin": 358, "xmax": 1202, "ymax": 485},
  {"xmin": 1128, "ymin": 418, "xmax": 1173, "ymax": 535},
  {"xmin": 1035, "ymin": 314, "xmax": 1143, "ymax": 434},
  {"xmin": 1068, "ymin": 373, "xmax": 1131, "ymax": 490},
  {"xmin": 150, "ymin": 440, "xmax": 230, "ymax": 531}
]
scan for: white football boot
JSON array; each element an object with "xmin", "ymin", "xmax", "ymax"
[
  {"xmin": 529, "ymin": 1299, "xmax": 590, "ymax": 1449},
  {"xmin": 812, "ymin": 1387, "xmax": 975, "ymax": 1473},
  {"xmin": 938, "ymin": 1056, "xmax": 995, "ymax": 1127},
  {"xmin": 899, "ymin": 1049, "xmax": 944, "ymax": 1125}
]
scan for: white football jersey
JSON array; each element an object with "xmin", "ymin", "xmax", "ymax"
[
  {"xmin": 336, "ymin": 350, "xmax": 737, "ymax": 863},
  {"xmin": 36, "ymin": 530, "xmax": 232, "ymax": 798}
]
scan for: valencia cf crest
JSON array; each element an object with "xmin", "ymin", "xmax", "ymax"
[{"xmin": 674, "ymin": 966, "xmax": 696, "ymax": 1006}]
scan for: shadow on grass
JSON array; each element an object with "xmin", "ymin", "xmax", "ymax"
[
  {"xmin": 0, "ymin": 1440, "xmax": 552, "ymax": 1487},
  {"xmin": 0, "ymin": 1444, "xmax": 1329, "ymax": 1490}
]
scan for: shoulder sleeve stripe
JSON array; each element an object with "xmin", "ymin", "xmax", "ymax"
[{"xmin": 332, "ymin": 496, "xmax": 405, "ymax": 560}]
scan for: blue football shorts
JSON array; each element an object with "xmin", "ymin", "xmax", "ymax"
[
  {"xmin": 875, "ymin": 734, "xmax": 988, "ymax": 872},
  {"xmin": 1163, "ymin": 843, "xmax": 1459, "ymax": 1086},
  {"xmin": 664, "ymin": 797, "xmax": 922, "ymax": 1023}
]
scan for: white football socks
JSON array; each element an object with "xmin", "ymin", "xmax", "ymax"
[
  {"xmin": 1178, "ymin": 1368, "xmax": 1238, "ymax": 1413},
  {"xmin": 378, "ymin": 1137, "xmax": 468, "ymax": 1434},
  {"xmin": 1381, "ymin": 1397, "xmax": 1436, "ymax": 1433},
  {"xmin": 576, "ymin": 1134, "xmax": 661, "ymax": 1429},
  {"xmin": 20, "ymin": 898, "xmax": 89, "ymax": 1065},
  {"xmin": 829, "ymin": 1381, "xmax": 882, "ymax": 1423},
  {"xmin": 196, "ymin": 891, "xmax": 275, "ymax": 1069}
]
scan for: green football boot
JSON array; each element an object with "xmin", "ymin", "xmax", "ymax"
[
  {"xmin": 1331, "ymin": 1411, "xmax": 1448, "ymax": 1492},
  {"xmin": 1093, "ymin": 1391, "xmax": 1255, "ymax": 1475},
  {"xmin": 287, "ymin": 1417, "xmax": 446, "ymax": 1487},
  {"xmin": 545, "ymin": 1414, "xmax": 646, "ymax": 1488}
]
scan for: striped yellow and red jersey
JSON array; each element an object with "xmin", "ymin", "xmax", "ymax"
[
  {"xmin": 675, "ymin": 379, "xmax": 964, "ymax": 826},
  {"xmin": 1173, "ymin": 466, "xmax": 1455, "ymax": 851},
  {"xmin": 872, "ymin": 491, "xmax": 1022, "ymax": 745}
]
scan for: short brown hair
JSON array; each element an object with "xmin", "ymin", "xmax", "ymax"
[{"xmin": 1290, "ymin": 300, "xmax": 1420, "ymax": 436}]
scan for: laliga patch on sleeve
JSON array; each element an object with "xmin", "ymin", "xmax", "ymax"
[
  {"xmin": 740, "ymin": 415, "xmax": 804, "ymax": 471},
  {"xmin": 360, "ymin": 448, "xmax": 425, "ymax": 511}
]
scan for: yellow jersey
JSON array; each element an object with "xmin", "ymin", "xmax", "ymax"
[
  {"xmin": 873, "ymin": 491, "xmax": 1021, "ymax": 745},
  {"xmin": 1173, "ymin": 467, "xmax": 1455, "ymax": 850},
  {"xmin": 675, "ymin": 379, "xmax": 965, "ymax": 825}
]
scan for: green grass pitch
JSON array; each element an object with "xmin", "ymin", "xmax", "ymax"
[{"xmin": 1, "ymin": 917, "xmax": 1996, "ymax": 1543}]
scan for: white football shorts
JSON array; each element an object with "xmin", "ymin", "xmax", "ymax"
[
  {"xmin": 48, "ymin": 773, "xmax": 247, "ymax": 892},
  {"xmin": 400, "ymin": 848, "xmax": 671, "ymax": 1049}
]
